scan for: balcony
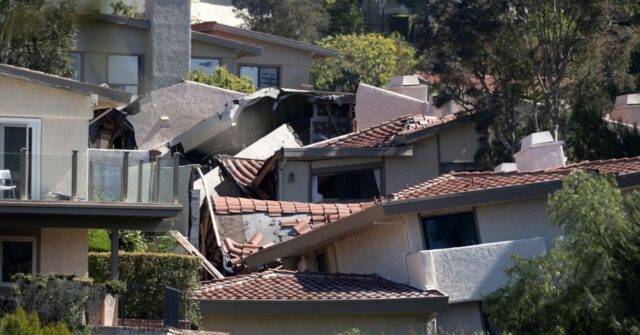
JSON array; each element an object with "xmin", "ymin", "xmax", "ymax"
[
  {"xmin": 0, "ymin": 149, "xmax": 181, "ymax": 231},
  {"xmin": 405, "ymin": 237, "xmax": 547, "ymax": 303}
]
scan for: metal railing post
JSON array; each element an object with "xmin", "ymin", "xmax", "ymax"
[
  {"xmin": 88, "ymin": 161, "xmax": 94, "ymax": 201},
  {"xmin": 173, "ymin": 154, "xmax": 180, "ymax": 204},
  {"xmin": 137, "ymin": 160, "xmax": 144, "ymax": 203},
  {"xmin": 19, "ymin": 148, "xmax": 28, "ymax": 200},
  {"xmin": 71, "ymin": 150, "xmax": 78, "ymax": 202},
  {"xmin": 121, "ymin": 152, "xmax": 129, "ymax": 203},
  {"xmin": 152, "ymin": 160, "xmax": 160, "ymax": 203}
]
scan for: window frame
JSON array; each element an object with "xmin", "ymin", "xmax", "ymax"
[
  {"xmin": 421, "ymin": 211, "xmax": 480, "ymax": 250},
  {"xmin": 0, "ymin": 236, "xmax": 37, "ymax": 285},
  {"xmin": 106, "ymin": 53, "xmax": 144, "ymax": 95},
  {"xmin": 190, "ymin": 57, "xmax": 222, "ymax": 75},
  {"xmin": 0, "ymin": 117, "xmax": 42, "ymax": 200},
  {"xmin": 310, "ymin": 162, "xmax": 384, "ymax": 202},
  {"xmin": 237, "ymin": 64, "xmax": 281, "ymax": 88},
  {"xmin": 69, "ymin": 52, "xmax": 83, "ymax": 82}
]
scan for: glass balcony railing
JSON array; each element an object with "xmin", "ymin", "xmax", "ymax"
[{"xmin": 0, "ymin": 149, "xmax": 178, "ymax": 204}]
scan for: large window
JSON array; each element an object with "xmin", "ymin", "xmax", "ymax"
[
  {"xmin": 70, "ymin": 52, "xmax": 82, "ymax": 81},
  {"xmin": 1, "ymin": 238, "xmax": 35, "ymax": 283},
  {"xmin": 239, "ymin": 65, "xmax": 279, "ymax": 88},
  {"xmin": 422, "ymin": 212, "xmax": 478, "ymax": 250},
  {"xmin": 312, "ymin": 168, "xmax": 381, "ymax": 202},
  {"xmin": 108, "ymin": 55, "xmax": 141, "ymax": 94},
  {"xmin": 0, "ymin": 118, "xmax": 41, "ymax": 200},
  {"xmin": 191, "ymin": 58, "xmax": 220, "ymax": 75}
]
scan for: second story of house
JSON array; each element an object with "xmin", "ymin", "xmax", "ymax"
[{"xmin": 71, "ymin": 0, "xmax": 338, "ymax": 95}]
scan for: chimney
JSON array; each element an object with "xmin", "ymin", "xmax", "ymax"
[
  {"xmin": 610, "ymin": 93, "xmax": 640, "ymax": 125},
  {"xmin": 514, "ymin": 131, "xmax": 566, "ymax": 171},
  {"xmin": 385, "ymin": 75, "xmax": 428, "ymax": 102},
  {"xmin": 145, "ymin": 0, "xmax": 191, "ymax": 93}
]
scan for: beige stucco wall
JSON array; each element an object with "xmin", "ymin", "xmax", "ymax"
[
  {"xmin": 191, "ymin": 40, "xmax": 240, "ymax": 70},
  {"xmin": 437, "ymin": 302, "xmax": 484, "ymax": 334},
  {"xmin": 332, "ymin": 219, "xmax": 410, "ymax": 284},
  {"xmin": 201, "ymin": 314, "xmax": 432, "ymax": 335},
  {"xmin": 385, "ymin": 137, "xmax": 439, "ymax": 194},
  {"xmin": 476, "ymin": 198, "xmax": 562, "ymax": 249},
  {"xmin": 355, "ymin": 83, "xmax": 428, "ymax": 130},
  {"xmin": 439, "ymin": 124, "xmax": 478, "ymax": 164},
  {"xmin": 0, "ymin": 77, "xmax": 90, "ymax": 199},
  {"xmin": 40, "ymin": 228, "xmax": 88, "ymax": 277},
  {"xmin": 278, "ymin": 160, "xmax": 310, "ymax": 201},
  {"xmin": 211, "ymin": 31, "xmax": 316, "ymax": 89}
]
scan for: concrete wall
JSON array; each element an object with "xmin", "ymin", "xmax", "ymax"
[
  {"xmin": 201, "ymin": 314, "xmax": 432, "ymax": 335},
  {"xmin": 436, "ymin": 302, "xmax": 484, "ymax": 334},
  {"xmin": 278, "ymin": 160, "xmax": 310, "ymax": 201},
  {"xmin": 476, "ymin": 198, "xmax": 562, "ymax": 249},
  {"xmin": 385, "ymin": 85, "xmax": 428, "ymax": 102},
  {"xmin": 332, "ymin": 218, "xmax": 411, "ymax": 284},
  {"xmin": 40, "ymin": 228, "xmax": 88, "ymax": 277},
  {"xmin": 405, "ymin": 237, "xmax": 546, "ymax": 303},
  {"xmin": 385, "ymin": 137, "xmax": 439, "ymax": 194},
  {"xmin": 355, "ymin": 83, "xmax": 427, "ymax": 130},
  {"xmin": 211, "ymin": 31, "xmax": 316, "ymax": 89},
  {"xmin": 0, "ymin": 76, "xmax": 91, "ymax": 199}
]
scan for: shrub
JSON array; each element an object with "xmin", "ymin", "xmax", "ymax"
[
  {"xmin": 11, "ymin": 273, "xmax": 124, "ymax": 331},
  {"xmin": 0, "ymin": 308, "xmax": 72, "ymax": 335},
  {"xmin": 88, "ymin": 230, "xmax": 110, "ymax": 252},
  {"xmin": 88, "ymin": 252, "xmax": 200, "ymax": 320},
  {"xmin": 186, "ymin": 67, "xmax": 256, "ymax": 93}
]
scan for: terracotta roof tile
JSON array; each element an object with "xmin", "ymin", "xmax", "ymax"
[
  {"xmin": 392, "ymin": 156, "xmax": 640, "ymax": 200},
  {"xmin": 216, "ymin": 155, "xmax": 266, "ymax": 188},
  {"xmin": 310, "ymin": 113, "xmax": 460, "ymax": 148},
  {"xmin": 192, "ymin": 270, "xmax": 445, "ymax": 301}
]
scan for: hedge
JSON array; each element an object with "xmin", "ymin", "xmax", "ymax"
[{"xmin": 89, "ymin": 252, "xmax": 201, "ymax": 320}]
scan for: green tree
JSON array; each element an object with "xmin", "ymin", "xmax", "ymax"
[
  {"xmin": 483, "ymin": 171, "xmax": 640, "ymax": 333},
  {"xmin": 0, "ymin": 0, "xmax": 78, "ymax": 77},
  {"xmin": 232, "ymin": 0, "xmax": 328, "ymax": 42},
  {"xmin": 311, "ymin": 32, "xmax": 419, "ymax": 92},
  {"xmin": 325, "ymin": 0, "xmax": 364, "ymax": 36},
  {"xmin": 186, "ymin": 66, "xmax": 256, "ymax": 94}
]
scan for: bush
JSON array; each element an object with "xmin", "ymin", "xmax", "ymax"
[
  {"xmin": 89, "ymin": 252, "xmax": 200, "ymax": 320},
  {"xmin": 186, "ymin": 67, "xmax": 256, "ymax": 93},
  {"xmin": 0, "ymin": 308, "xmax": 71, "ymax": 335},
  {"xmin": 11, "ymin": 273, "xmax": 124, "ymax": 331},
  {"xmin": 88, "ymin": 230, "xmax": 110, "ymax": 252}
]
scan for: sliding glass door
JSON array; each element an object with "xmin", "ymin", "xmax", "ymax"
[{"xmin": 0, "ymin": 118, "xmax": 41, "ymax": 200}]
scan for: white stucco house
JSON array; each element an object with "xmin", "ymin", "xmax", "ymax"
[{"xmin": 200, "ymin": 131, "xmax": 640, "ymax": 333}]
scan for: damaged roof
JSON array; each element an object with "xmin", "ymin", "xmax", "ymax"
[
  {"xmin": 392, "ymin": 156, "xmax": 640, "ymax": 200},
  {"xmin": 216, "ymin": 155, "xmax": 266, "ymax": 189},
  {"xmin": 309, "ymin": 113, "xmax": 461, "ymax": 148}
]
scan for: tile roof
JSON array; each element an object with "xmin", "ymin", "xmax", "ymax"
[
  {"xmin": 392, "ymin": 156, "xmax": 640, "ymax": 200},
  {"xmin": 310, "ymin": 113, "xmax": 459, "ymax": 148},
  {"xmin": 192, "ymin": 270, "xmax": 445, "ymax": 301},
  {"xmin": 216, "ymin": 155, "xmax": 266, "ymax": 188}
]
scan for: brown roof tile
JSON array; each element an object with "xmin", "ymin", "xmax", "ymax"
[
  {"xmin": 392, "ymin": 156, "xmax": 640, "ymax": 200},
  {"xmin": 192, "ymin": 270, "xmax": 445, "ymax": 301},
  {"xmin": 217, "ymin": 155, "xmax": 266, "ymax": 188}
]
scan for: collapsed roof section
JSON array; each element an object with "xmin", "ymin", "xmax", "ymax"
[
  {"xmin": 169, "ymin": 88, "xmax": 355, "ymax": 161},
  {"xmin": 199, "ymin": 196, "xmax": 375, "ymax": 272}
]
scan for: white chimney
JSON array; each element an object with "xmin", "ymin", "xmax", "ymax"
[
  {"xmin": 514, "ymin": 131, "xmax": 566, "ymax": 171},
  {"xmin": 494, "ymin": 163, "xmax": 518, "ymax": 172},
  {"xmin": 610, "ymin": 93, "xmax": 640, "ymax": 125}
]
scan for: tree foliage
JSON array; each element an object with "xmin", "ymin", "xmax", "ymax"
[
  {"xmin": 311, "ymin": 32, "xmax": 419, "ymax": 92},
  {"xmin": 186, "ymin": 67, "xmax": 256, "ymax": 94},
  {"xmin": 484, "ymin": 171, "xmax": 640, "ymax": 333},
  {"xmin": 0, "ymin": 0, "xmax": 78, "ymax": 77},
  {"xmin": 232, "ymin": 0, "xmax": 328, "ymax": 42},
  {"xmin": 417, "ymin": 0, "xmax": 640, "ymax": 167},
  {"xmin": 325, "ymin": 0, "xmax": 364, "ymax": 36}
]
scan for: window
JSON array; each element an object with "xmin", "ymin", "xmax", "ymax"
[
  {"xmin": 239, "ymin": 65, "xmax": 279, "ymax": 88},
  {"xmin": 315, "ymin": 252, "xmax": 328, "ymax": 273},
  {"xmin": 1, "ymin": 238, "xmax": 35, "ymax": 283},
  {"xmin": 191, "ymin": 58, "xmax": 220, "ymax": 74},
  {"xmin": 108, "ymin": 55, "xmax": 141, "ymax": 94},
  {"xmin": 422, "ymin": 212, "xmax": 478, "ymax": 250},
  {"xmin": 0, "ymin": 118, "xmax": 42, "ymax": 200},
  {"xmin": 312, "ymin": 168, "xmax": 381, "ymax": 202},
  {"xmin": 70, "ymin": 52, "xmax": 82, "ymax": 81}
]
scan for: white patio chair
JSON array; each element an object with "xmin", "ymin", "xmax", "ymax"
[{"xmin": 0, "ymin": 170, "xmax": 16, "ymax": 199}]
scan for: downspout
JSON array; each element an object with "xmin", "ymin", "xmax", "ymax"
[{"xmin": 195, "ymin": 166, "xmax": 227, "ymax": 274}]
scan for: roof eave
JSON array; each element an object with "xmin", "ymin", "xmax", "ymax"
[
  {"xmin": 282, "ymin": 147, "xmax": 413, "ymax": 160},
  {"xmin": 191, "ymin": 31, "xmax": 263, "ymax": 57},
  {"xmin": 399, "ymin": 117, "xmax": 474, "ymax": 144},
  {"xmin": 79, "ymin": 13, "xmax": 150, "ymax": 30},
  {"xmin": 195, "ymin": 296, "xmax": 448, "ymax": 316}
]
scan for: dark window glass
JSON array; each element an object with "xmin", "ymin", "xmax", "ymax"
[
  {"xmin": 423, "ymin": 212, "xmax": 478, "ymax": 250},
  {"xmin": 108, "ymin": 55, "xmax": 140, "ymax": 94},
  {"xmin": 191, "ymin": 58, "xmax": 220, "ymax": 74},
  {"xmin": 316, "ymin": 168, "xmax": 381, "ymax": 202},
  {"xmin": 316, "ymin": 252, "xmax": 327, "ymax": 273},
  {"xmin": 2, "ymin": 240, "xmax": 33, "ymax": 282},
  {"xmin": 239, "ymin": 66, "xmax": 279, "ymax": 88}
]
